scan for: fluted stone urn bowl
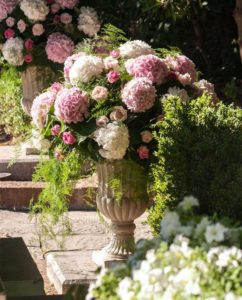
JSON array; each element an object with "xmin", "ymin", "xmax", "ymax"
[{"xmin": 93, "ymin": 160, "xmax": 149, "ymax": 267}]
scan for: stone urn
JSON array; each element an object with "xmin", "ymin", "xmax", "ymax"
[
  {"xmin": 93, "ymin": 161, "xmax": 149, "ymax": 267},
  {"xmin": 21, "ymin": 66, "xmax": 55, "ymax": 115}
]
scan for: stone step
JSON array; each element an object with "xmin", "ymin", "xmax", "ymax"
[
  {"xmin": 0, "ymin": 177, "xmax": 97, "ymax": 211},
  {"xmin": 0, "ymin": 238, "xmax": 45, "ymax": 297}
]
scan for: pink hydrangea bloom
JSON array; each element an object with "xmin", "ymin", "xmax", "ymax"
[
  {"xmin": 51, "ymin": 124, "xmax": 61, "ymax": 136},
  {"xmin": 24, "ymin": 38, "xmax": 34, "ymax": 50},
  {"xmin": 55, "ymin": 87, "xmax": 89, "ymax": 124},
  {"xmin": 50, "ymin": 82, "xmax": 63, "ymax": 93},
  {"xmin": 55, "ymin": 0, "xmax": 78, "ymax": 9},
  {"xmin": 164, "ymin": 55, "xmax": 197, "ymax": 85},
  {"xmin": 32, "ymin": 23, "xmax": 44, "ymax": 36},
  {"xmin": 17, "ymin": 20, "xmax": 27, "ymax": 33},
  {"xmin": 6, "ymin": 17, "xmax": 15, "ymax": 27},
  {"xmin": 24, "ymin": 54, "xmax": 32, "ymax": 63},
  {"xmin": 0, "ymin": 0, "xmax": 18, "ymax": 22},
  {"xmin": 91, "ymin": 86, "xmax": 108, "ymax": 101},
  {"xmin": 121, "ymin": 77, "xmax": 156, "ymax": 112},
  {"xmin": 125, "ymin": 54, "xmax": 169, "ymax": 85},
  {"xmin": 4, "ymin": 28, "xmax": 15, "ymax": 39},
  {"xmin": 64, "ymin": 52, "xmax": 84, "ymax": 81},
  {"xmin": 107, "ymin": 71, "xmax": 120, "ymax": 83},
  {"xmin": 137, "ymin": 145, "xmax": 149, "ymax": 159},
  {"xmin": 63, "ymin": 132, "xmax": 76, "ymax": 145},
  {"xmin": 31, "ymin": 91, "xmax": 56, "ymax": 129},
  {"xmin": 60, "ymin": 13, "xmax": 72, "ymax": 24},
  {"xmin": 46, "ymin": 33, "xmax": 74, "ymax": 64}
]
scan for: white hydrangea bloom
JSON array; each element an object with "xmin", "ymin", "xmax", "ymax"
[
  {"xmin": 93, "ymin": 122, "xmax": 129, "ymax": 160},
  {"xmin": 20, "ymin": 0, "xmax": 49, "ymax": 22},
  {"xmin": 2, "ymin": 37, "xmax": 24, "ymax": 66},
  {"xmin": 166, "ymin": 86, "xmax": 190, "ymax": 102},
  {"xmin": 195, "ymin": 217, "xmax": 211, "ymax": 238},
  {"xmin": 78, "ymin": 6, "xmax": 100, "ymax": 37},
  {"xmin": 116, "ymin": 277, "xmax": 134, "ymax": 300},
  {"xmin": 225, "ymin": 292, "xmax": 242, "ymax": 300},
  {"xmin": 178, "ymin": 195, "xmax": 199, "ymax": 211},
  {"xmin": 205, "ymin": 223, "xmax": 228, "ymax": 244},
  {"xmin": 160, "ymin": 211, "xmax": 181, "ymax": 240},
  {"xmin": 119, "ymin": 40, "xmax": 154, "ymax": 59},
  {"xmin": 69, "ymin": 55, "xmax": 104, "ymax": 85}
]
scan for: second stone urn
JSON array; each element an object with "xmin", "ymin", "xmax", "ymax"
[{"xmin": 93, "ymin": 160, "xmax": 149, "ymax": 267}]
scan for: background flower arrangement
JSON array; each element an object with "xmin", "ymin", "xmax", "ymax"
[
  {"xmin": 87, "ymin": 196, "xmax": 242, "ymax": 300},
  {"xmin": 0, "ymin": 0, "xmax": 101, "ymax": 71}
]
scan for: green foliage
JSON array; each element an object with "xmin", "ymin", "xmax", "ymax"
[
  {"xmin": 148, "ymin": 94, "xmax": 242, "ymax": 235},
  {"xmin": 0, "ymin": 66, "xmax": 30, "ymax": 139},
  {"xmin": 101, "ymin": 24, "xmax": 128, "ymax": 46}
]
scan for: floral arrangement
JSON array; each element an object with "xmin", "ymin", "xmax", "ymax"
[
  {"xmin": 87, "ymin": 196, "xmax": 242, "ymax": 300},
  {"xmin": 0, "ymin": 0, "xmax": 101, "ymax": 70},
  {"xmin": 30, "ymin": 26, "xmax": 218, "ymax": 167}
]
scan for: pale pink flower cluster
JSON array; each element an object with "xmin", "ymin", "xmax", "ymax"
[
  {"xmin": 165, "ymin": 55, "xmax": 197, "ymax": 85},
  {"xmin": 110, "ymin": 106, "xmax": 127, "ymax": 122},
  {"xmin": 54, "ymin": 87, "xmax": 89, "ymax": 124},
  {"xmin": 31, "ymin": 91, "xmax": 56, "ymax": 129},
  {"xmin": 195, "ymin": 79, "xmax": 218, "ymax": 103},
  {"xmin": 125, "ymin": 54, "xmax": 169, "ymax": 84},
  {"xmin": 32, "ymin": 23, "xmax": 44, "ymax": 36},
  {"xmin": 45, "ymin": 32, "xmax": 74, "ymax": 64},
  {"xmin": 0, "ymin": 0, "xmax": 18, "ymax": 22},
  {"xmin": 17, "ymin": 19, "xmax": 27, "ymax": 33},
  {"xmin": 119, "ymin": 40, "xmax": 154, "ymax": 59},
  {"xmin": 20, "ymin": 0, "xmax": 49, "ymax": 22},
  {"xmin": 64, "ymin": 52, "xmax": 85, "ymax": 81},
  {"xmin": 78, "ymin": 6, "xmax": 100, "ymax": 37},
  {"xmin": 121, "ymin": 78, "xmax": 156, "ymax": 112},
  {"xmin": 56, "ymin": 0, "xmax": 78, "ymax": 9},
  {"xmin": 60, "ymin": 13, "xmax": 72, "ymax": 25},
  {"xmin": 91, "ymin": 86, "xmax": 108, "ymax": 101},
  {"xmin": 104, "ymin": 56, "xmax": 119, "ymax": 69}
]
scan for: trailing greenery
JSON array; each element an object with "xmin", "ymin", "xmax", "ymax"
[
  {"xmin": 148, "ymin": 94, "xmax": 242, "ymax": 235},
  {"xmin": 0, "ymin": 65, "xmax": 30, "ymax": 139}
]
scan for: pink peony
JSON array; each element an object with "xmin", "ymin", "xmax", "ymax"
[
  {"xmin": 141, "ymin": 130, "xmax": 153, "ymax": 143},
  {"xmin": 110, "ymin": 106, "xmax": 127, "ymax": 122},
  {"xmin": 60, "ymin": 13, "xmax": 72, "ymax": 24},
  {"xmin": 55, "ymin": 87, "xmax": 89, "ymax": 124},
  {"xmin": 110, "ymin": 50, "xmax": 120, "ymax": 59},
  {"xmin": 50, "ymin": 3, "xmax": 60, "ymax": 14},
  {"xmin": 32, "ymin": 24, "xmax": 44, "ymax": 36},
  {"xmin": 125, "ymin": 54, "xmax": 169, "ymax": 85},
  {"xmin": 24, "ymin": 38, "xmax": 34, "ymax": 50},
  {"xmin": 63, "ymin": 132, "xmax": 76, "ymax": 145},
  {"xmin": 107, "ymin": 71, "xmax": 120, "ymax": 83},
  {"xmin": 104, "ymin": 56, "xmax": 119, "ymax": 69},
  {"xmin": 137, "ymin": 145, "xmax": 149, "ymax": 159},
  {"xmin": 4, "ymin": 28, "xmax": 15, "ymax": 39},
  {"xmin": 55, "ymin": 0, "xmax": 78, "ymax": 9},
  {"xmin": 17, "ymin": 20, "xmax": 27, "ymax": 33},
  {"xmin": 31, "ymin": 91, "xmax": 56, "ymax": 128},
  {"xmin": 6, "ymin": 17, "xmax": 15, "ymax": 27},
  {"xmin": 91, "ymin": 86, "xmax": 108, "ymax": 101},
  {"xmin": 51, "ymin": 124, "xmax": 61, "ymax": 136},
  {"xmin": 96, "ymin": 116, "xmax": 109, "ymax": 127},
  {"xmin": 64, "ymin": 52, "xmax": 84, "ymax": 81},
  {"xmin": 0, "ymin": 0, "xmax": 18, "ymax": 22},
  {"xmin": 24, "ymin": 54, "xmax": 33, "ymax": 63},
  {"xmin": 46, "ymin": 33, "xmax": 74, "ymax": 64},
  {"xmin": 50, "ymin": 82, "xmax": 63, "ymax": 93},
  {"xmin": 164, "ymin": 55, "xmax": 197, "ymax": 85},
  {"xmin": 121, "ymin": 77, "xmax": 156, "ymax": 112}
]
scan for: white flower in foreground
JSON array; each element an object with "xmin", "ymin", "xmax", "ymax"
[
  {"xmin": 20, "ymin": 0, "xmax": 49, "ymax": 22},
  {"xmin": 69, "ymin": 55, "xmax": 104, "ymax": 85},
  {"xmin": 178, "ymin": 195, "xmax": 199, "ymax": 211},
  {"xmin": 205, "ymin": 223, "xmax": 228, "ymax": 244},
  {"xmin": 93, "ymin": 122, "xmax": 129, "ymax": 160},
  {"xmin": 78, "ymin": 6, "xmax": 100, "ymax": 37},
  {"xmin": 160, "ymin": 211, "xmax": 181, "ymax": 240},
  {"xmin": 2, "ymin": 37, "xmax": 24, "ymax": 66},
  {"xmin": 119, "ymin": 40, "xmax": 154, "ymax": 59},
  {"xmin": 116, "ymin": 277, "xmax": 134, "ymax": 300},
  {"xmin": 225, "ymin": 292, "xmax": 242, "ymax": 300},
  {"xmin": 195, "ymin": 217, "xmax": 211, "ymax": 237}
]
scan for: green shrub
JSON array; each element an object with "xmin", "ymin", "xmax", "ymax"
[{"xmin": 148, "ymin": 94, "xmax": 242, "ymax": 235}]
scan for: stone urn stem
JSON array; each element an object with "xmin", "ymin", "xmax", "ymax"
[{"xmin": 93, "ymin": 161, "xmax": 148, "ymax": 267}]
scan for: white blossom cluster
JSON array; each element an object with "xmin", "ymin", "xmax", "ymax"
[
  {"xmin": 165, "ymin": 86, "xmax": 190, "ymax": 102},
  {"xmin": 119, "ymin": 40, "xmax": 155, "ymax": 59},
  {"xmin": 78, "ymin": 6, "xmax": 101, "ymax": 37},
  {"xmin": 20, "ymin": 0, "xmax": 49, "ymax": 22},
  {"xmin": 94, "ymin": 122, "xmax": 129, "ymax": 160},
  {"xmin": 69, "ymin": 54, "xmax": 104, "ymax": 85},
  {"xmin": 2, "ymin": 37, "xmax": 24, "ymax": 66}
]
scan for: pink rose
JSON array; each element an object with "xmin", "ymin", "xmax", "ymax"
[
  {"xmin": 51, "ymin": 124, "xmax": 61, "ymax": 136},
  {"xmin": 96, "ymin": 116, "xmax": 109, "ymax": 127},
  {"xmin": 63, "ymin": 132, "xmax": 76, "ymax": 145},
  {"xmin": 50, "ymin": 82, "xmax": 63, "ymax": 93},
  {"xmin": 32, "ymin": 24, "xmax": 44, "ymax": 36},
  {"xmin": 91, "ymin": 86, "xmax": 108, "ymax": 101},
  {"xmin": 4, "ymin": 28, "xmax": 15, "ymax": 39},
  {"xmin": 137, "ymin": 146, "xmax": 149, "ymax": 159},
  {"xmin": 54, "ymin": 149, "xmax": 64, "ymax": 160},
  {"xmin": 110, "ymin": 50, "xmax": 120, "ymax": 59},
  {"xmin": 24, "ymin": 54, "xmax": 33, "ymax": 63},
  {"xmin": 51, "ymin": 3, "xmax": 60, "ymax": 14},
  {"xmin": 110, "ymin": 106, "xmax": 127, "ymax": 122},
  {"xmin": 17, "ymin": 20, "xmax": 27, "ymax": 33},
  {"xmin": 107, "ymin": 71, "xmax": 120, "ymax": 83},
  {"xmin": 60, "ymin": 13, "xmax": 72, "ymax": 25},
  {"xmin": 141, "ymin": 130, "xmax": 153, "ymax": 143},
  {"xmin": 6, "ymin": 17, "xmax": 15, "ymax": 27},
  {"xmin": 24, "ymin": 38, "xmax": 34, "ymax": 51},
  {"xmin": 104, "ymin": 56, "xmax": 119, "ymax": 69}
]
